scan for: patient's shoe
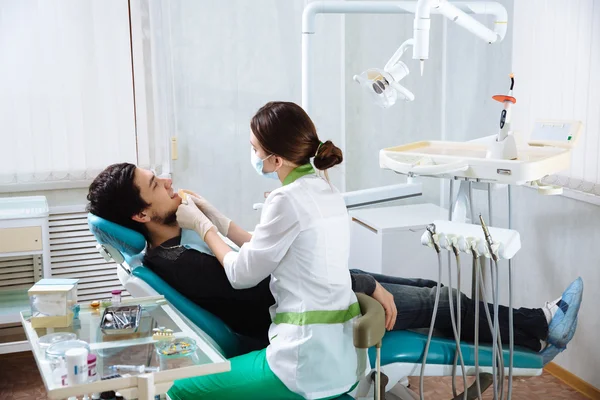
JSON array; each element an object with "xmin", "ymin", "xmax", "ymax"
[
  {"xmin": 541, "ymin": 319, "xmax": 578, "ymax": 366},
  {"xmin": 547, "ymin": 277, "xmax": 583, "ymax": 348}
]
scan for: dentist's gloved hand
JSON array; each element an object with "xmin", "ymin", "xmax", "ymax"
[
  {"xmin": 180, "ymin": 190, "xmax": 232, "ymax": 236},
  {"xmin": 176, "ymin": 199, "xmax": 217, "ymax": 240}
]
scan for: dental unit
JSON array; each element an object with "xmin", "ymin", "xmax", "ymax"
[
  {"xmin": 377, "ymin": 81, "xmax": 581, "ymax": 396},
  {"xmin": 421, "ymin": 219, "xmax": 521, "ymax": 400},
  {"xmin": 302, "ymin": 0, "xmax": 508, "ymax": 204},
  {"xmin": 447, "ymin": 237, "xmax": 467, "ymax": 400},
  {"xmin": 379, "ymin": 118, "xmax": 582, "ymax": 189}
]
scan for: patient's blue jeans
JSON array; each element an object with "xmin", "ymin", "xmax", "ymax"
[{"xmin": 351, "ymin": 269, "xmax": 548, "ymax": 352}]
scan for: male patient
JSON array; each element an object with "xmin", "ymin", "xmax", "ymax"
[{"xmin": 87, "ymin": 163, "xmax": 582, "ymax": 363}]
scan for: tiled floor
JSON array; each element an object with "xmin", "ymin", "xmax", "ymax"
[
  {"xmin": 0, "ymin": 352, "xmax": 49, "ymax": 400},
  {"xmin": 408, "ymin": 374, "xmax": 592, "ymax": 400},
  {"xmin": 0, "ymin": 352, "xmax": 592, "ymax": 400}
]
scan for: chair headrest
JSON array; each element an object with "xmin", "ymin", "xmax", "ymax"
[{"xmin": 87, "ymin": 213, "xmax": 147, "ymax": 258}]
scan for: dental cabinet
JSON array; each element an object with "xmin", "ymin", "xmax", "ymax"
[
  {"xmin": 0, "ymin": 196, "xmax": 50, "ymax": 353},
  {"xmin": 349, "ymin": 203, "xmax": 448, "ymax": 281}
]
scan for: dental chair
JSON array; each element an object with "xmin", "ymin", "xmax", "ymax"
[{"xmin": 88, "ymin": 213, "xmax": 543, "ymax": 399}]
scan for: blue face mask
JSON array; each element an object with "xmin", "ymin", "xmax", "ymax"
[{"xmin": 251, "ymin": 148, "xmax": 279, "ymax": 180}]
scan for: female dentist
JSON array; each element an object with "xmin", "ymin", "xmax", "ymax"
[{"xmin": 171, "ymin": 101, "xmax": 363, "ymax": 400}]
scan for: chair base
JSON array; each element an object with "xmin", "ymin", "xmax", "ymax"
[{"xmin": 353, "ymin": 363, "xmax": 542, "ymax": 399}]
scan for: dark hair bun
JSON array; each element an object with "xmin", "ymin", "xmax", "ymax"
[{"xmin": 313, "ymin": 140, "xmax": 343, "ymax": 170}]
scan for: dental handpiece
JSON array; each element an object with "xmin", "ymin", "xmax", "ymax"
[
  {"xmin": 479, "ymin": 214, "xmax": 503, "ymax": 399},
  {"xmin": 109, "ymin": 365, "xmax": 159, "ymax": 373},
  {"xmin": 426, "ymin": 223, "xmax": 441, "ymax": 253},
  {"xmin": 478, "ymin": 214, "xmax": 498, "ymax": 261},
  {"xmin": 421, "ymin": 222, "xmax": 443, "ymax": 400},
  {"xmin": 451, "ymin": 242, "xmax": 459, "ymax": 257}
]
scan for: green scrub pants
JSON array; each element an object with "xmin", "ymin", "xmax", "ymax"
[{"xmin": 167, "ymin": 349, "xmax": 354, "ymax": 400}]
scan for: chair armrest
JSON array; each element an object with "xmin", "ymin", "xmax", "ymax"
[{"xmin": 353, "ymin": 293, "xmax": 386, "ymax": 349}]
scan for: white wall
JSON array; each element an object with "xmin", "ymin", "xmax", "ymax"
[
  {"xmin": 148, "ymin": 0, "xmax": 344, "ymax": 229},
  {"xmin": 460, "ymin": 180, "xmax": 600, "ymax": 389},
  {"xmin": 443, "ymin": 5, "xmax": 514, "ymax": 143},
  {"xmin": 506, "ymin": 0, "xmax": 600, "ymax": 388},
  {"xmin": 445, "ymin": 0, "xmax": 599, "ymax": 387},
  {"xmin": 509, "ymin": 187, "xmax": 599, "ymax": 387},
  {"xmin": 512, "ymin": 0, "xmax": 600, "ymax": 186}
]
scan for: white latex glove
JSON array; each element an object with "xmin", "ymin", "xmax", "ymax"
[
  {"xmin": 176, "ymin": 200, "xmax": 216, "ymax": 240},
  {"xmin": 371, "ymin": 281, "xmax": 398, "ymax": 331},
  {"xmin": 180, "ymin": 190, "xmax": 232, "ymax": 236}
]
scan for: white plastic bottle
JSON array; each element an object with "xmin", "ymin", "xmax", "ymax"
[{"xmin": 66, "ymin": 347, "xmax": 89, "ymax": 386}]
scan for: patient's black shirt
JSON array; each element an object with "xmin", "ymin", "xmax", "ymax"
[
  {"xmin": 144, "ymin": 236, "xmax": 274, "ymax": 344},
  {"xmin": 143, "ymin": 235, "xmax": 377, "ymax": 346}
]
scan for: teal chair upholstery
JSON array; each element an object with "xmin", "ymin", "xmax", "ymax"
[
  {"xmin": 87, "ymin": 213, "xmax": 244, "ymax": 358},
  {"xmin": 369, "ymin": 330, "xmax": 542, "ymax": 369}
]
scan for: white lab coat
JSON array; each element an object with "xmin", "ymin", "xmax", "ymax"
[{"xmin": 223, "ymin": 174, "xmax": 362, "ymax": 399}]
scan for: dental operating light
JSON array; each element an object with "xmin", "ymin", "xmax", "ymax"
[
  {"xmin": 350, "ymin": 1, "xmax": 506, "ymax": 108},
  {"xmin": 353, "ymin": 39, "xmax": 415, "ymax": 108}
]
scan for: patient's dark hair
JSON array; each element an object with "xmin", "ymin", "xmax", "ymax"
[{"xmin": 87, "ymin": 163, "xmax": 149, "ymax": 239}]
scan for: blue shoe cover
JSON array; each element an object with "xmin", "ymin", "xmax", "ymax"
[{"xmin": 547, "ymin": 278, "xmax": 583, "ymax": 348}]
